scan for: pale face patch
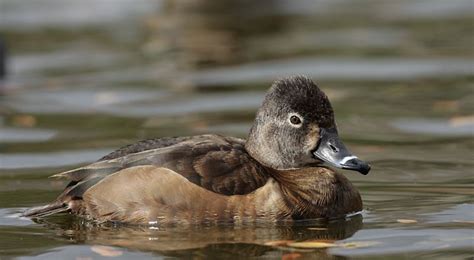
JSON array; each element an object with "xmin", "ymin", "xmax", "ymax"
[{"xmin": 304, "ymin": 124, "xmax": 320, "ymax": 153}]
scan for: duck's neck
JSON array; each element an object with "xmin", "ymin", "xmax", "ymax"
[
  {"xmin": 268, "ymin": 167, "xmax": 362, "ymax": 219},
  {"xmin": 245, "ymin": 127, "xmax": 284, "ymax": 170}
]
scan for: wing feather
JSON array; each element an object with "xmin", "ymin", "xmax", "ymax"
[{"xmin": 47, "ymin": 134, "xmax": 269, "ymax": 214}]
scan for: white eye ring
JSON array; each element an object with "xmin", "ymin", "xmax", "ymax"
[{"xmin": 288, "ymin": 113, "xmax": 304, "ymax": 127}]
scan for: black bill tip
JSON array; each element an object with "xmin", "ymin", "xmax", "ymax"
[{"xmin": 341, "ymin": 158, "xmax": 371, "ymax": 175}]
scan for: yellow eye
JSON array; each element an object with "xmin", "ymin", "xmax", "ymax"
[{"xmin": 290, "ymin": 115, "xmax": 302, "ymax": 125}]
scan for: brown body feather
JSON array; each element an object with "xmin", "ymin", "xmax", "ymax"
[{"xmin": 74, "ymin": 166, "xmax": 360, "ymax": 224}]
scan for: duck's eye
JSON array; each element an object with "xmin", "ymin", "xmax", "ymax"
[{"xmin": 289, "ymin": 115, "xmax": 302, "ymax": 125}]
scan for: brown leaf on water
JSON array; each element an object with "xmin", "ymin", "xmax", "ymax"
[
  {"xmin": 286, "ymin": 239, "xmax": 380, "ymax": 250},
  {"xmin": 397, "ymin": 219, "xmax": 418, "ymax": 224},
  {"xmin": 449, "ymin": 115, "xmax": 474, "ymax": 127},
  {"xmin": 453, "ymin": 219, "xmax": 474, "ymax": 224},
  {"xmin": 91, "ymin": 245, "xmax": 123, "ymax": 257},
  {"xmin": 264, "ymin": 240, "xmax": 294, "ymax": 246},
  {"xmin": 340, "ymin": 241, "xmax": 381, "ymax": 249},
  {"xmin": 281, "ymin": 252, "xmax": 302, "ymax": 260},
  {"xmin": 287, "ymin": 240, "xmax": 336, "ymax": 249},
  {"xmin": 307, "ymin": 227, "xmax": 328, "ymax": 231}
]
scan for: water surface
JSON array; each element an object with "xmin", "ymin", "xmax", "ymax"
[{"xmin": 0, "ymin": 0, "xmax": 473, "ymax": 259}]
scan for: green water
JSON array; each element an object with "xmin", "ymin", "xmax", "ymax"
[{"xmin": 0, "ymin": 0, "xmax": 473, "ymax": 259}]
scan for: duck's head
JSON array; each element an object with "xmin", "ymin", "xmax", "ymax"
[{"xmin": 246, "ymin": 76, "xmax": 370, "ymax": 175}]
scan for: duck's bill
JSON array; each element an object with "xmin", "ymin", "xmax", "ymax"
[{"xmin": 312, "ymin": 127, "xmax": 371, "ymax": 175}]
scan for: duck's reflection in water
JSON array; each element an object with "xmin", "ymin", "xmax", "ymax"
[{"xmin": 37, "ymin": 214, "xmax": 362, "ymax": 258}]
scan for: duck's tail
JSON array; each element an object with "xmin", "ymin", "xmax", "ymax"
[{"xmin": 22, "ymin": 201, "xmax": 69, "ymax": 218}]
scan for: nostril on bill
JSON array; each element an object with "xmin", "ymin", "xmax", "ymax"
[{"xmin": 329, "ymin": 144, "xmax": 338, "ymax": 153}]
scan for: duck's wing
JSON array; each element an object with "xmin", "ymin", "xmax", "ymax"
[
  {"xmin": 53, "ymin": 134, "xmax": 269, "ymax": 198},
  {"xmin": 23, "ymin": 135, "xmax": 268, "ymax": 218}
]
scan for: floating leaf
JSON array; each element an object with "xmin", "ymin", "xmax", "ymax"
[
  {"xmin": 453, "ymin": 220, "xmax": 474, "ymax": 224},
  {"xmin": 264, "ymin": 240, "xmax": 294, "ymax": 246},
  {"xmin": 340, "ymin": 241, "xmax": 381, "ymax": 249},
  {"xmin": 449, "ymin": 115, "xmax": 474, "ymax": 127},
  {"xmin": 288, "ymin": 240, "xmax": 336, "ymax": 249},
  {"xmin": 286, "ymin": 239, "xmax": 380, "ymax": 250},
  {"xmin": 397, "ymin": 219, "xmax": 418, "ymax": 224},
  {"xmin": 91, "ymin": 245, "xmax": 123, "ymax": 257},
  {"xmin": 307, "ymin": 227, "xmax": 328, "ymax": 231}
]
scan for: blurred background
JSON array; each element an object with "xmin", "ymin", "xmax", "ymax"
[{"xmin": 0, "ymin": 0, "xmax": 473, "ymax": 259}]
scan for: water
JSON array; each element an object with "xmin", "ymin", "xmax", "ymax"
[{"xmin": 0, "ymin": 0, "xmax": 473, "ymax": 259}]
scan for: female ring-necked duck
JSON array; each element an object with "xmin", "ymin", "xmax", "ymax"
[{"xmin": 23, "ymin": 76, "xmax": 370, "ymax": 224}]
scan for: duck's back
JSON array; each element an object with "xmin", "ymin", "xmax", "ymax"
[{"xmin": 106, "ymin": 135, "xmax": 269, "ymax": 193}]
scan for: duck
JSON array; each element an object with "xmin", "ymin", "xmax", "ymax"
[{"xmin": 23, "ymin": 76, "xmax": 370, "ymax": 225}]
